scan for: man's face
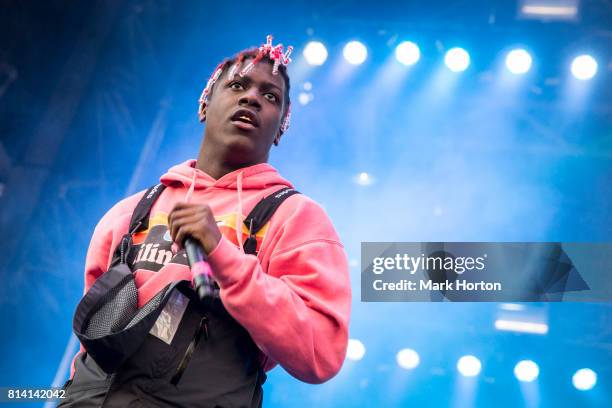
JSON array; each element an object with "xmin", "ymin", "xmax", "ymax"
[{"xmin": 203, "ymin": 59, "xmax": 286, "ymax": 165}]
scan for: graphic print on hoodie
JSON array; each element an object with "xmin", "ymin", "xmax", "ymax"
[{"xmin": 130, "ymin": 211, "xmax": 269, "ymax": 272}]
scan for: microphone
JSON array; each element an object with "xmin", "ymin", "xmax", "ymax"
[{"xmin": 184, "ymin": 237, "xmax": 217, "ymax": 300}]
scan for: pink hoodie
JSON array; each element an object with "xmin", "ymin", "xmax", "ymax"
[{"xmin": 71, "ymin": 159, "xmax": 351, "ymax": 384}]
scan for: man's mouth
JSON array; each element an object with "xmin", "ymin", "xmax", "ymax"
[{"xmin": 230, "ymin": 109, "xmax": 259, "ymax": 129}]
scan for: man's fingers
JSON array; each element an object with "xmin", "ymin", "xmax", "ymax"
[
  {"xmin": 174, "ymin": 222, "xmax": 189, "ymax": 247},
  {"xmin": 171, "ymin": 202, "xmax": 210, "ymax": 213},
  {"xmin": 171, "ymin": 201, "xmax": 192, "ymax": 211},
  {"xmin": 169, "ymin": 214, "xmax": 203, "ymax": 243},
  {"xmin": 174, "ymin": 227, "xmax": 185, "ymax": 248},
  {"xmin": 168, "ymin": 203, "xmax": 215, "ymax": 250},
  {"xmin": 169, "ymin": 205, "xmax": 210, "ymax": 224},
  {"xmin": 174, "ymin": 223, "xmax": 198, "ymax": 248},
  {"xmin": 169, "ymin": 207, "xmax": 194, "ymax": 224}
]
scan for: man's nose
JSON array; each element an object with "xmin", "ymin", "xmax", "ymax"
[{"xmin": 239, "ymin": 89, "xmax": 262, "ymax": 110}]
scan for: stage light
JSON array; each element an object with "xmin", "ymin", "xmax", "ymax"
[
  {"xmin": 573, "ymin": 368, "xmax": 597, "ymax": 391},
  {"xmin": 396, "ymin": 348, "xmax": 420, "ymax": 370},
  {"xmin": 499, "ymin": 303, "xmax": 526, "ymax": 311},
  {"xmin": 354, "ymin": 172, "xmax": 374, "ymax": 186},
  {"xmin": 346, "ymin": 339, "xmax": 366, "ymax": 361},
  {"xmin": 303, "ymin": 41, "xmax": 328, "ymax": 66},
  {"xmin": 519, "ymin": 0, "xmax": 579, "ymax": 21},
  {"xmin": 343, "ymin": 41, "xmax": 368, "ymax": 65},
  {"xmin": 298, "ymin": 92, "xmax": 313, "ymax": 106},
  {"xmin": 395, "ymin": 41, "xmax": 420, "ymax": 66},
  {"xmin": 505, "ymin": 49, "xmax": 532, "ymax": 74},
  {"xmin": 444, "ymin": 48, "xmax": 470, "ymax": 72},
  {"xmin": 494, "ymin": 319, "xmax": 548, "ymax": 335},
  {"xmin": 457, "ymin": 355, "xmax": 481, "ymax": 377},
  {"xmin": 514, "ymin": 360, "xmax": 539, "ymax": 382},
  {"xmin": 571, "ymin": 55, "xmax": 598, "ymax": 80}
]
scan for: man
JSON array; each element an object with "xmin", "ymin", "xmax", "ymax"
[{"xmin": 61, "ymin": 36, "xmax": 351, "ymax": 407}]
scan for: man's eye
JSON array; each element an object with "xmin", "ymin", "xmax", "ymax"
[
  {"xmin": 264, "ymin": 93, "xmax": 278, "ymax": 103},
  {"xmin": 229, "ymin": 82, "xmax": 244, "ymax": 90}
]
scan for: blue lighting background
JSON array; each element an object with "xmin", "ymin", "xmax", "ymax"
[{"xmin": 0, "ymin": 1, "xmax": 610, "ymax": 407}]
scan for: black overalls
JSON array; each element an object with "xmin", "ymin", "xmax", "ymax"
[{"xmin": 59, "ymin": 184, "xmax": 299, "ymax": 408}]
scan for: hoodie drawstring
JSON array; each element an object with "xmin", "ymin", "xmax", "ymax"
[
  {"xmin": 236, "ymin": 171, "xmax": 244, "ymax": 252},
  {"xmin": 181, "ymin": 166, "xmax": 249, "ymax": 253},
  {"xmin": 171, "ymin": 169, "xmax": 198, "ymax": 255},
  {"xmin": 185, "ymin": 169, "xmax": 197, "ymax": 203}
]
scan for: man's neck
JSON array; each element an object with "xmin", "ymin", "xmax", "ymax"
[
  {"xmin": 196, "ymin": 145, "xmax": 266, "ymax": 180},
  {"xmin": 196, "ymin": 130, "xmax": 270, "ymax": 179},
  {"xmin": 195, "ymin": 158, "xmax": 238, "ymax": 180}
]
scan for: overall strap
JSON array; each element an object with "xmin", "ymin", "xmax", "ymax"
[
  {"xmin": 128, "ymin": 183, "xmax": 167, "ymax": 234},
  {"xmin": 111, "ymin": 184, "xmax": 167, "ymax": 267},
  {"xmin": 242, "ymin": 187, "xmax": 300, "ymax": 255}
]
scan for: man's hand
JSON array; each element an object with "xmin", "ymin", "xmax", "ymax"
[{"xmin": 168, "ymin": 202, "xmax": 222, "ymax": 255}]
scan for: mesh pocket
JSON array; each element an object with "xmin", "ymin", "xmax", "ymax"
[
  {"xmin": 125, "ymin": 287, "xmax": 167, "ymax": 330},
  {"xmin": 83, "ymin": 274, "xmax": 169, "ymax": 339},
  {"xmin": 84, "ymin": 275, "xmax": 138, "ymax": 338}
]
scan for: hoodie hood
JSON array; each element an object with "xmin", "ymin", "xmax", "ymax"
[{"xmin": 160, "ymin": 159, "xmax": 293, "ymax": 191}]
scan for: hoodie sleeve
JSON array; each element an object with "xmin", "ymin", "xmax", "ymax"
[{"xmin": 206, "ymin": 196, "xmax": 351, "ymax": 384}]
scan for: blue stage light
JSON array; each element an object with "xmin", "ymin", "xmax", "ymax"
[
  {"xmin": 395, "ymin": 41, "xmax": 420, "ymax": 66},
  {"xmin": 343, "ymin": 41, "xmax": 368, "ymax": 65},
  {"xmin": 444, "ymin": 47, "xmax": 470, "ymax": 72},
  {"xmin": 457, "ymin": 355, "xmax": 481, "ymax": 377},
  {"xmin": 505, "ymin": 49, "xmax": 532, "ymax": 74},
  {"xmin": 571, "ymin": 55, "xmax": 598, "ymax": 80},
  {"xmin": 354, "ymin": 172, "xmax": 374, "ymax": 186},
  {"xmin": 396, "ymin": 348, "xmax": 420, "ymax": 369},
  {"xmin": 303, "ymin": 41, "xmax": 328, "ymax": 66},
  {"xmin": 346, "ymin": 338, "xmax": 366, "ymax": 361},
  {"xmin": 573, "ymin": 368, "xmax": 597, "ymax": 391},
  {"xmin": 514, "ymin": 360, "xmax": 539, "ymax": 382}
]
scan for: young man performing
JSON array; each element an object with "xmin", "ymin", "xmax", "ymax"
[{"xmin": 61, "ymin": 36, "xmax": 351, "ymax": 407}]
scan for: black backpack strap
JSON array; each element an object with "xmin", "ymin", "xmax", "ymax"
[
  {"xmin": 242, "ymin": 187, "xmax": 300, "ymax": 255},
  {"xmin": 110, "ymin": 183, "xmax": 167, "ymax": 267},
  {"xmin": 128, "ymin": 183, "xmax": 167, "ymax": 233}
]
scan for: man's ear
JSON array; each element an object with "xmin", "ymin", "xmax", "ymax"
[
  {"xmin": 274, "ymin": 130, "xmax": 283, "ymax": 146},
  {"xmin": 198, "ymin": 104, "xmax": 207, "ymax": 122}
]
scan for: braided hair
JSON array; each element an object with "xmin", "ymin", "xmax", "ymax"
[{"xmin": 198, "ymin": 36, "xmax": 293, "ymax": 133}]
